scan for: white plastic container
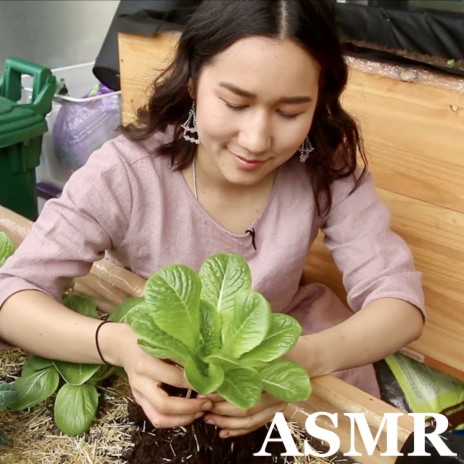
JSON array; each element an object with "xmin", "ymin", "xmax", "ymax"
[{"xmin": 21, "ymin": 63, "xmax": 121, "ymax": 210}]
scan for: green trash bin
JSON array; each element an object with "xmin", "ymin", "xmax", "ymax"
[{"xmin": 0, "ymin": 57, "xmax": 56, "ymax": 220}]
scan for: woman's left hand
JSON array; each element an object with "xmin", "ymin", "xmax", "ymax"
[{"xmin": 202, "ymin": 393, "xmax": 287, "ymax": 438}]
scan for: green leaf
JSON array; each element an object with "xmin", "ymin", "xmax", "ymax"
[
  {"xmin": 62, "ymin": 294, "xmax": 98, "ymax": 318},
  {"xmin": 144, "ymin": 264, "xmax": 201, "ymax": 350},
  {"xmin": 218, "ymin": 368, "xmax": 262, "ymax": 409},
  {"xmin": 199, "ymin": 253, "xmax": 251, "ymax": 326},
  {"xmin": 0, "ymin": 232, "xmax": 15, "ymax": 267},
  {"xmin": 240, "ymin": 314, "xmax": 302, "ymax": 364},
  {"xmin": 108, "ymin": 296, "xmax": 145, "ymax": 322},
  {"xmin": 0, "ymin": 382, "xmax": 17, "ymax": 410},
  {"xmin": 87, "ymin": 365, "xmax": 115, "ymax": 384},
  {"xmin": 199, "ymin": 300, "xmax": 221, "ymax": 356},
  {"xmin": 54, "ymin": 383, "xmax": 99, "ymax": 436},
  {"xmin": 260, "ymin": 359, "xmax": 311, "ymax": 402},
  {"xmin": 53, "ymin": 361, "xmax": 101, "ymax": 385},
  {"xmin": 204, "ymin": 353, "xmax": 242, "ymax": 371},
  {"xmin": 184, "ymin": 356, "xmax": 224, "ymax": 394},
  {"xmin": 21, "ymin": 356, "xmax": 55, "ymax": 377},
  {"xmin": 221, "ymin": 290, "xmax": 271, "ymax": 358},
  {"xmin": 11, "ymin": 367, "xmax": 60, "ymax": 410},
  {"xmin": 126, "ymin": 306, "xmax": 191, "ymax": 365},
  {"xmin": 138, "ymin": 339, "xmax": 185, "ymax": 366}
]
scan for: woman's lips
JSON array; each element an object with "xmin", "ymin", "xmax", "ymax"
[{"xmin": 233, "ymin": 153, "xmax": 266, "ymax": 170}]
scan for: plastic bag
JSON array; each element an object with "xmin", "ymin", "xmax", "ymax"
[
  {"xmin": 385, "ymin": 353, "xmax": 464, "ymax": 431},
  {"xmin": 52, "ymin": 83, "xmax": 121, "ymax": 171}
]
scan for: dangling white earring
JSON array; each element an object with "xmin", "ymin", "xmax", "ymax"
[
  {"xmin": 298, "ymin": 137, "xmax": 314, "ymax": 163},
  {"xmin": 181, "ymin": 103, "xmax": 200, "ymax": 144}
]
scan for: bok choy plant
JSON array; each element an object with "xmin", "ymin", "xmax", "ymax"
[
  {"xmin": 10, "ymin": 295, "xmax": 140, "ymax": 436},
  {"xmin": 125, "ymin": 253, "xmax": 311, "ymax": 409}
]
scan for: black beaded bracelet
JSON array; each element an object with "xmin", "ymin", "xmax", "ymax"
[{"xmin": 95, "ymin": 320, "xmax": 113, "ymax": 366}]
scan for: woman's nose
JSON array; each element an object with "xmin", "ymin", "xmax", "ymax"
[{"xmin": 237, "ymin": 110, "xmax": 272, "ymax": 154}]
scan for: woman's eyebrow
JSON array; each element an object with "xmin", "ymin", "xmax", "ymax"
[{"xmin": 218, "ymin": 81, "xmax": 312, "ymax": 104}]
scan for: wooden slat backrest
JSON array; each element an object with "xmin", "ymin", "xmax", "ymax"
[{"xmin": 118, "ymin": 32, "xmax": 464, "ymax": 381}]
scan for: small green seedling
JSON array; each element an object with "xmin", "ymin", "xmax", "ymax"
[{"xmin": 125, "ymin": 253, "xmax": 311, "ymax": 409}]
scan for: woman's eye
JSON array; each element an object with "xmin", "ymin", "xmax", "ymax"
[
  {"xmin": 223, "ymin": 100, "xmax": 247, "ymax": 111},
  {"xmin": 277, "ymin": 110, "xmax": 301, "ymax": 119}
]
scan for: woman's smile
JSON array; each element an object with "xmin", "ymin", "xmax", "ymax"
[{"xmin": 232, "ymin": 152, "xmax": 268, "ymax": 171}]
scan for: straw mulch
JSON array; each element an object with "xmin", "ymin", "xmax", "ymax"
[
  {"xmin": 0, "ymin": 348, "xmax": 348, "ymax": 464},
  {"xmin": 0, "ymin": 348, "xmax": 134, "ymax": 464}
]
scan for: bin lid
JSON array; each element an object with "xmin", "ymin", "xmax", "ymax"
[{"xmin": 0, "ymin": 96, "xmax": 46, "ymax": 146}]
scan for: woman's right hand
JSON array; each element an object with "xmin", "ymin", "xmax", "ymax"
[{"xmin": 102, "ymin": 322, "xmax": 212, "ymax": 428}]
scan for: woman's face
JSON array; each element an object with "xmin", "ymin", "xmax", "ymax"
[{"xmin": 193, "ymin": 36, "xmax": 320, "ymax": 187}]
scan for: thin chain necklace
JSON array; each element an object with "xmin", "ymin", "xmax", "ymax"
[
  {"xmin": 192, "ymin": 157, "xmax": 198, "ymax": 200},
  {"xmin": 192, "ymin": 157, "xmax": 278, "ymax": 202}
]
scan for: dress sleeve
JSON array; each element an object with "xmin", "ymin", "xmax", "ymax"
[
  {"xmin": 0, "ymin": 138, "xmax": 133, "ymax": 308},
  {"xmin": 322, "ymin": 171, "xmax": 425, "ymax": 315}
]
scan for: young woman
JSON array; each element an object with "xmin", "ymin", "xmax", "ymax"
[{"xmin": 0, "ymin": 0, "xmax": 424, "ymax": 439}]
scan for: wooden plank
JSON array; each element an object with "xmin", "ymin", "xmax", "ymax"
[
  {"xmin": 118, "ymin": 32, "xmax": 180, "ymax": 124},
  {"xmin": 287, "ymin": 375, "xmax": 415, "ymax": 463},
  {"xmin": 343, "ymin": 68, "xmax": 464, "ymax": 213}
]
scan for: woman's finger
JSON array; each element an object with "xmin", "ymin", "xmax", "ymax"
[
  {"xmin": 132, "ymin": 380, "xmax": 212, "ymax": 416},
  {"xmin": 204, "ymin": 401, "xmax": 287, "ymax": 438},
  {"xmin": 134, "ymin": 353, "xmax": 190, "ymax": 389},
  {"xmin": 135, "ymin": 392, "xmax": 206, "ymax": 428},
  {"xmin": 209, "ymin": 393, "xmax": 283, "ymax": 417}
]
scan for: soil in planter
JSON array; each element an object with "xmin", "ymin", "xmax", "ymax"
[
  {"xmin": 126, "ymin": 403, "xmax": 287, "ymax": 464},
  {"xmin": 124, "ymin": 386, "xmax": 355, "ymax": 464}
]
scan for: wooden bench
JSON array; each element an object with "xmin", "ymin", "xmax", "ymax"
[{"xmin": 1, "ymin": 30, "xmax": 462, "ymax": 463}]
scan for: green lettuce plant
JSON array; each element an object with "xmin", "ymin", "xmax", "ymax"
[{"xmin": 125, "ymin": 253, "xmax": 311, "ymax": 409}]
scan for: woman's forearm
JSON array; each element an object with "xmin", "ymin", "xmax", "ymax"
[
  {"xmin": 288, "ymin": 298, "xmax": 424, "ymax": 377},
  {"xmin": 0, "ymin": 290, "xmax": 131, "ymax": 366}
]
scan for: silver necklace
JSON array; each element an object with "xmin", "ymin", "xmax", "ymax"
[
  {"xmin": 192, "ymin": 157, "xmax": 278, "ymax": 204},
  {"xmin": 192, "ymin": 157, "xmax": 198, "ymax": 200}
]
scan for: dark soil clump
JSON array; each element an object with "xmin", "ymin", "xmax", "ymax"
[{"xmin": 125, "ymin": 400, "xmax": 289, "ymax": 464}]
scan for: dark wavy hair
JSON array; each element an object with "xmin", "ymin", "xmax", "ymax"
[{"xmin": 121, "ymin": 0, "xmax": 367, "ymax": 215}]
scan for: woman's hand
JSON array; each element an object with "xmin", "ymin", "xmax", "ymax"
[
  {"xmin": 105, "ymin": 323, "xmax": 213, "ymax": 429},
  {"xmin": 202, "ymin": 392, "xmax": 287, "ymax": 438}
]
